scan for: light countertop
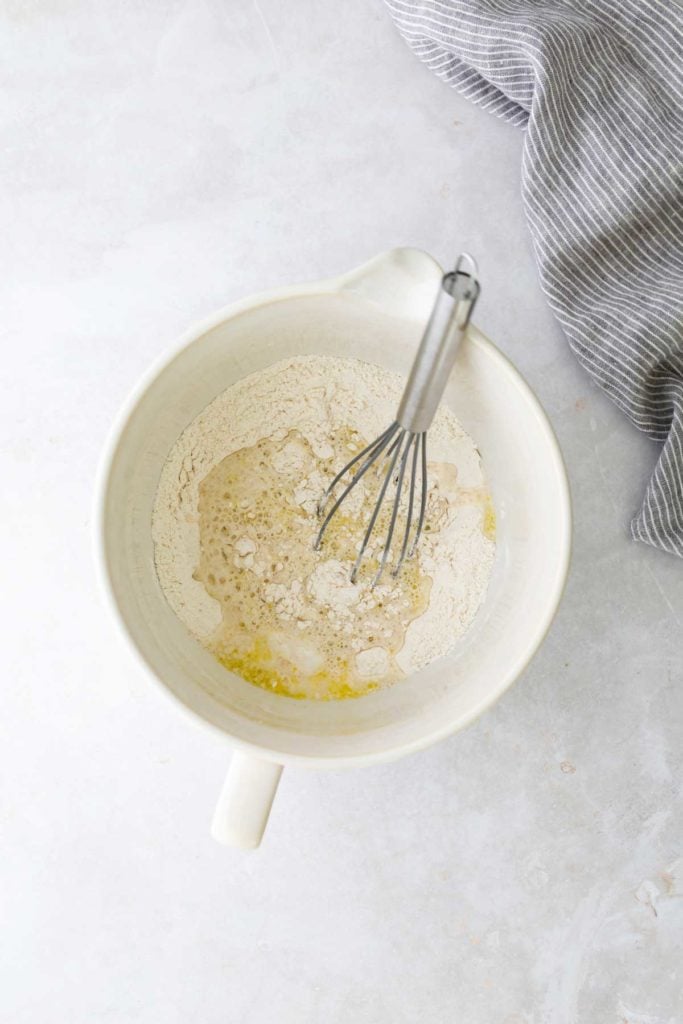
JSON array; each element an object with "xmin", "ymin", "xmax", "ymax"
[{"xmin": 1, "ymin": 2, "xmax": 681, "ymax": 1021}]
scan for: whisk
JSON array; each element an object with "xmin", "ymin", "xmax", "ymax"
[{"xmin": 314, "ymin": 253, "xmax": 480, "ymax": 587}]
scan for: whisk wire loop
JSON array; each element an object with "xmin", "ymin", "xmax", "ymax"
[
  {"xmin": 371, "ymin": 430, "xmax": 417, "ymax": 587},
  {"xmin": 350, "ymin": 429, "xmax": 406, "ymax": 584},
  {"xmin": 410, "ymin": 433, "xmax": 428, "ymax": 559},
  {"xmin": 393, "ymin": 433, "xmax": 420, "ymax": 577},
  {"xmin": 314, "ymin": 422, "xmax": 399, "ymax": 551}
]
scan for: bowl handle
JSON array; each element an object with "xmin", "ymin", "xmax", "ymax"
[{"xmin": 211, "ymin": 750, "xmax": 283, "ymax": 849}]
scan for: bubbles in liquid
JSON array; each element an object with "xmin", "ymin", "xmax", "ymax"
[{"xmin": 194, "ymin": 426, "xmax": 433, "ymax": 700}]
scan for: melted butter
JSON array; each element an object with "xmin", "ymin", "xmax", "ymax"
[
  {"xmin": 194, "ymin": 426, "xmax": 432, "ymax": 700},
  {"xmin": 482, "ymin": 494, "xmax": 497, "ymax": 541}
]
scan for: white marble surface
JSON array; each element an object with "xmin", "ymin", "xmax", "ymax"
[{"xmin": 1, "ymin": 2, "xmax": 682, "ymax": 1022}]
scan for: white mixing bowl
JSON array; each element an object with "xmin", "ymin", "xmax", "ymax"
[{"xmin": 96, "ymin": 248, "xmax": 571, "ymax": 848}]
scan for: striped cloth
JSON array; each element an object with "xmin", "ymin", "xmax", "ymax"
[{"xmin": 385, "ymin": 0, "xmax": 683, "ymax": 556}]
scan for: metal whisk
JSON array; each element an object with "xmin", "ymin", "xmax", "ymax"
[{"xmin": 314, "ymin": 253, "xmax": 480, "ymax": 587}]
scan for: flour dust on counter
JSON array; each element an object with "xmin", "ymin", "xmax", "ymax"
[{"xmin": 152, "ymin": 355, "xmax": 495, "ymax": 700}]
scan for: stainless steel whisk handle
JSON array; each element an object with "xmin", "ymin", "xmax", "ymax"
[{"xmin": 396, "ymin": 254, "xmax": 480, "ymax": 434}]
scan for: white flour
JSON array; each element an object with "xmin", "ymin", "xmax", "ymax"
[{"xmin": 152, "ymin": 354, "xmax": 495, "ymax": 695}]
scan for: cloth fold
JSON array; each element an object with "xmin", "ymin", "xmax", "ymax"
[{"xmin": 385, "ymin": 0, "xmax": 683, "ymax": 556}]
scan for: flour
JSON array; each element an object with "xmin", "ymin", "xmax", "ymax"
[
  {"xmin": 152, "ymin": 354, "xmax": 495, "ymax": 699},
  {"xmin": 307, "ymin": 560, "xmax": 359, "ymax": 615}
]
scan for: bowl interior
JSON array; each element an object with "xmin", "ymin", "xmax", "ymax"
[{"xmin": 100, "ymin": 287, "xmax": 570, "ymax": 762}]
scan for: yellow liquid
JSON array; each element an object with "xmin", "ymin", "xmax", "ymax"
[
  {"xmin": 194, "ymin": 426, "xmax": 433, "ymax": 700},
  {"xmin": 482, "ymin": 493, "xmax": 497, "ymax": 542}
]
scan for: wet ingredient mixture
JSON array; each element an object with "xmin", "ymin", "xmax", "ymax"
[{"xmin": 195, "ymin": 426, "xmax": 433, "ymax": 699}]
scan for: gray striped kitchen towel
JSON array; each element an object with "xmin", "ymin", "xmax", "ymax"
[{"xmin": 385, "ymin": 0, "xmax": 683, "ymax": 556}]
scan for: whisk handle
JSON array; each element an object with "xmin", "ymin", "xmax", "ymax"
[{"xmin": 396, "ymin": 254, "xmax": 479, "ymax": 434}]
